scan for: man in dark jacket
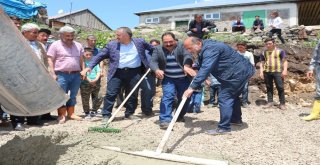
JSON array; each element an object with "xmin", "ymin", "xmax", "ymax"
[
  {"xmin": 150, "ymin": 32, "xmax": 196, "ymax": 129},
  {"xmin": 187, "ymin": 14, "xmax": 216, "ymax": 39},
  {"xmin": 252, "ymin": 15, "xmax": 264, "ymax": 31},
  {"xmin": 82, "ymin": 27, "xmax": 153, "ymax": 124},
  {"xmin": 183, "ymin": 37, "xmax": 255, "ymax": 135}
]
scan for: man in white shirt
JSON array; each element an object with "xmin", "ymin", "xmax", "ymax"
[
  {"xmin": 237, "ymin": 42, "xmax": 255, "ymax": 108},
  {"xmin": 268, "ymin": 11, "xmax": 285, "ymax": 44}
]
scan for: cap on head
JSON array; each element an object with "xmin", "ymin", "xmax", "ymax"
[{"xmin": 39, "ymin": 28, "xmax": 51, "ymax": 35}]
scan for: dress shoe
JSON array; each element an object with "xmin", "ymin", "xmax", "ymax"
[
  {"xmin": 205, "ymin": 128, "xmax": 231, "ymax": 135},
  {"xmin": 126, "ymin": 115, "xmax": 141, "ymax": 121},
  {"xmin": 159, "ymin": 122, "xmax": 169, "ymax": 129},
  {"xmin": 101, "ymin": 116, "xmax": 110, "ymax": 125},
  {"xmin": 177, "ymin": 117, "xmax": 185, "ymax": 122},
  {"xmin": 230, "ymin": 120, "xmax": 243, "ymax": 126}
]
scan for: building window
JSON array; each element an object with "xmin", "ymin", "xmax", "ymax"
[
  {"xmin": 204, "ymin": 13, "xmax": 220, "ymax": 20},
  {"xmin": 145, "ymin": 17, "xmax": 160, "ymax": 24}
]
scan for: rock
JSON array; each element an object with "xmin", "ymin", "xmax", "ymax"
[{"xmin": 251, "ymin": 36, "xmax": 262, "ymax": 42}]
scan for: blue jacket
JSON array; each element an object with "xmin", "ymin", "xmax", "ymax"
[
  {"xmin": 89, "ymin": 38, "xmax": 153, "ymax": 82},
  {"xmin": 189, "ymin": 39, "xmax": 255, "ymax": 94}
]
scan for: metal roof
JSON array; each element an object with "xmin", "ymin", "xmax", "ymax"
[
  {"xmin": 49, "ymin": 8, "xmax": 111, "ymax": 30},
  {"xmin": 135, "ymin": 0, "xmax": 299, "ymax": 15}
]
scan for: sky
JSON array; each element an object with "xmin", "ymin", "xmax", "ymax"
[{"xmin": 37, "ymin": 0, "xmax": 212, "ymax": 30}]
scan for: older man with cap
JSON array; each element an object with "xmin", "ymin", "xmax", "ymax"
[
  {"xmin": 82, "ymin": 27, "xmax": 153, "ymax": 124},
  {"xmin": 47, "ymin": 26, "xmax": 84, "ymax": 124},
  {"xmin": 183, "ymin": 37, "xmax": 255, "ymax": 135}
]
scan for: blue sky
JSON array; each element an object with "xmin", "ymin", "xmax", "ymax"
[{"xmin": 38, "ymin": 0, "xmax": 207, "ymax": 30}]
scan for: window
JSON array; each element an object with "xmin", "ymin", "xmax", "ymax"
[
  {"xmin": 204, "ymin": 13, "xmax": 220, "ymax": 20},
  {"xmin": 145, "ymin": 17, "xmax": 160, "ymax": 24}
]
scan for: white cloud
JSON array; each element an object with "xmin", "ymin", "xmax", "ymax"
[{"xmin": 58, "ymin": 9, "xmax": 64, "ymax": 14}]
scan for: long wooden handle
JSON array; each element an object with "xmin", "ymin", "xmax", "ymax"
[
  {"xmin": 156, "ymin": 96, "xmax": 188, "ymax": 154},
  {"xmin": 107, "ymin": 68, "xmax": 151, "ymax": 124}
]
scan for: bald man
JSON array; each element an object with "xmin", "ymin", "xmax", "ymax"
[{"xmin": 183, "ymin": 37, "xmax": 255, "ymax": 135}]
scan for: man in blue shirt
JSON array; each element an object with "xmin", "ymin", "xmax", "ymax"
[
  {"xmin": 82, "ymin": 27, "xmax": 153, "ymax": 124},
  {"xmin": 183, "ymin": 37, "xmax": 255, "ymax": 135}
]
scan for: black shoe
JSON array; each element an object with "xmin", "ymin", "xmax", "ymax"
[
  {"xmin": 205, "ymin": 128, "xmax": 231, "ymax": 135},
  {"xmin": 230, "ymin": 120, "xmax": 243, "ymax": 126},
  {"xmin": 159, "ymin": 122, "xmax": 169, "ymax": 129},
  {"xmin": 143, "ymin": 111, "xmax": 154, "ymax": 117},
  {"xmin": 177, "ymin": 117, "xmax": 185, "ymax": 122},
  {"xmin": 126, "ymin": 115, "xmax": 141, "ymax": 122},
  {"xmin": 41, "ymin": 113, "xmax": 57, "ymax": 121},
  {"xmin": 26, "ymin": 120, "xmax": 44, "ymax": 126}
]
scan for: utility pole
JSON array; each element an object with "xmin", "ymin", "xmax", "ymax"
[{"xmin": 69, "ymin": 2, "xmax": 73, "ymax": 24}]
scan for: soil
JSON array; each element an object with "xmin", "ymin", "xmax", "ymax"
[{"xmin": 0, "ymin": 83, "xmax": 320, "ymax": 165}]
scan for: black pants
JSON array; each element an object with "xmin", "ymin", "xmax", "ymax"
[
  {"xmin": 269, "ymin": 29, "xmax": 285, "ymax": 44},
  {"xmin": 232, "ymin": 26, "xmax": 246, "ymax": 33},
  {"xmin": 263, "ymin": 72, "xmax": 285, "ymax": 104}
]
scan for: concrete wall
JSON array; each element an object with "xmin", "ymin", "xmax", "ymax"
[{"xmin": 138, "ymin": 2, "xmax": 298, "ymax": 31}]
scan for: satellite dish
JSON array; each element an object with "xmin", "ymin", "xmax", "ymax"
[{"xmin": 58, "ymin": 9, "xmax": 64, "ymax": 14}]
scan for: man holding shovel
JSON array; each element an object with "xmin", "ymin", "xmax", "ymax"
[
  {"xmin": 82, "ymin": 27, "xmax": 153, "ymax": 124},
  {"xmin": 183, "ymin": 37, "xmax": 255, "ymax": 135}
]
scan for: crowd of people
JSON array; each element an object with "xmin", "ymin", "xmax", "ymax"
[
  {"xmin": 187, "ymin": 11, "xmax": 285, "ymax": 45},
  {"xmin": 1, "ymin": 11, "xmax": 319, "ymax": 135}
]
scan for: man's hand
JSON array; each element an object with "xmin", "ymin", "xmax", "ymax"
[
  {"xmin": 260, "ymin": 72, "xmax": 264, "ymax": 80},
  {"xmin": 205, "ymin": 79, "xmax": 211, "ymax": 86},
  {"xmin": 51, "ymin": 73, "xmax": 57, "ymax": 81},
  {"xmin": 202, "ymin": 28, "xmax": 209, "ymax": 32},
  {"xmin": 192, "ymin": 28, "xmax": 197, "ymax": 32},
  {"xmin": 81, "ymin": 68, "xmax": 91, "ymax": 80},
  {"xmin": 184, "ymin": 66, "xmax": 197, "ymax": 77},
  {"xmin": 307, "ymin": 70, "xmax": 314, "ymax": 79},
  {"xmin": 281, "ymin": 70, "xmax": 288, "ymax": 78},
  {"xmin": 183, "ymin": 88, "xmax": 194, "ymax": 98},
  {"xmin": 155, "ymin": 70, "xmax": 164, "ymax": 79}
]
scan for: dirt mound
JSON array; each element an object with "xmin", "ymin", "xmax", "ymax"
[{"xmin": 0, "ymin": 130, "xmax": 75, "ymax": 165}]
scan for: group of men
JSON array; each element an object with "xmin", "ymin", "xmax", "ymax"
[
  {"xmin": 185, "ymin": 11, "xmax": 285, "ymax": 45},
  {"xmin": 1, "ymin": 12, "xmax": 319, "ymax": 136}
]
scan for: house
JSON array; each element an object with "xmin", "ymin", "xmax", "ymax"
[
  {"xmin": 49, "ymin": 9, "xmax": 111, "ymax": 31},
  {"xmin": 135, "ymin": 0, "xmax": 320, "ymax": 31}
]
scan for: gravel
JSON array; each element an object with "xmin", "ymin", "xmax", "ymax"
[{"xmin": 0, "ymin": 90, "xmax": 320, "ymax": 165}]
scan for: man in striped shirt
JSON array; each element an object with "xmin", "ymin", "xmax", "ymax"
[
  {"xmin": 260, "ymin": 38, "xmax": 288, "ymax": 110},
  {"xmin": 150, "ymin": 32, "xmax": 195, "ymax": 129}
]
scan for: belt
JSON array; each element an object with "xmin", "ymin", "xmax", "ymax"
[
  {"xmin": 56, "ymin": 71, "xmax": 80, "ymax": 74},
  {"xmin": 117, "ymin": 67, "xmax": 140, "ymax": 71}
]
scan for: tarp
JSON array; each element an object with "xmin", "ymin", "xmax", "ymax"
[{"xmin": 0, "ymin": 0, "xmax": 46, "ymax": 19}]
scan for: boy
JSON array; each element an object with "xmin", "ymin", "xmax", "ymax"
[
  {"xmin": 209, "ymin": 74, "xmax": 221, "ymax": 107},
  {"xmin": 80, "ymin": 48, "xmax": 103, "ymax": 119},
  {"xmin": 260, "ymin": 38, "xmax": 287, "ymax": 110},
  {"xmin": 237, "ymin": 42, "xmax": 255, "ymax": 108}
]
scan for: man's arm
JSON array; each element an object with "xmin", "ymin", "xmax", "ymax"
[
  {"xmin": 307, "ymin": 41, "xmax": 320, "ymax": 78},
  {"xmin": 47, "ymin": 56, "xmax": 57, "ymax": 80},
  {"xmin": 150, "ymin": 46, "xmax": 164, "ymax": 79},
  {"xmin": 82, "ymin": 43, "xmax": 110, "ymax": 77},
  {"xmin": 282, "ymin": 59, "xmax": 288, "ymax": 78}
]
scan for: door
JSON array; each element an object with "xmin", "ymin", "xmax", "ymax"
[{"xmin": 243, "ymin": 10, "xmax": 266, "ymax": 29}]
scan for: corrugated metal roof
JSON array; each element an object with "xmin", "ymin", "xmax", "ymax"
[{"xmin": 135, "ymin": 0, "xmax": 298, "ymax": 15}]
